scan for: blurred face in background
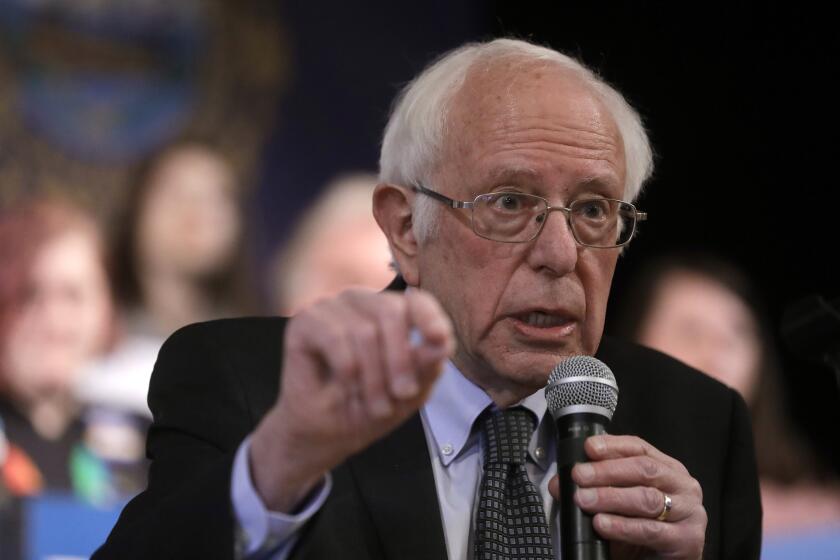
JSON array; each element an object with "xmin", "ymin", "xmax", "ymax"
[
  {"xmin": 636, "ymin": 270, "xmax": 761, "ymax": 402},
  {"xmin": 276, "ymin": 173, "xmax": 393, "ymax": 316},
  {"xmin": 136, "ymin": 146, "xmax": 240, "ymax": 279},
  {"xmin": 2, "ymin": 228, "xmax": 113, "ymax": 406},
  {"xmin": 285, "ymin": 217, "xmax": 393, "ymax": 315}
]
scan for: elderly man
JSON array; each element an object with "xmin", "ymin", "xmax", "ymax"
[{"xmin": 96, "ymin": 39, "xmax": 761, "ymax": 559}]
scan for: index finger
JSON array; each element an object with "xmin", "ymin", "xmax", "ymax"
[
  {"xmin": 406, "ymin": 289, "xmax": 454, "ymax": 351},
  {"xmin": 584, "ymin": 435, "xmax": 688, "ymax": 474}
]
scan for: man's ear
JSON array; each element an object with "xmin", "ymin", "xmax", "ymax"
[{"xmin": 373, "ymin": 183, "xmax": 420, "ymax": 286}]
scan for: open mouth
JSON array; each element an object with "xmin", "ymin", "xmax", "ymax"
[
  {"xmin": 508, "ymin": 310, "xmax": 577, "ymax": 340},
  {"xmin": 519, "ymin": 311, "xmax": 570, "ymax": 328}
]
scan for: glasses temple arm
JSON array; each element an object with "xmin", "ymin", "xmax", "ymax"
[{"xmin": 413, "ymin": 185, "xmax": 474, "ymax": 209}]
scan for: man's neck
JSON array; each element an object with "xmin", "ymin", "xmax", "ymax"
[{"xmin": 450, "ymin": 356, "xmax": 542, "ymax": 409}]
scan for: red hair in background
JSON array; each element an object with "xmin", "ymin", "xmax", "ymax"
[{"xmin": 0, "ymin": 197, "xmax": 109, "ymax": 388}]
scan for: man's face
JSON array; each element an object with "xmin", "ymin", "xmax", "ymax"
[{"xmin": 416, "ymin": 62, "xmax": 626, "ymax": 402}]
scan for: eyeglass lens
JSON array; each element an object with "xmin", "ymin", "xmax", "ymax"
[{"xmin": 471, "ymin": 192, "xmax": 635, "ymax": 247}]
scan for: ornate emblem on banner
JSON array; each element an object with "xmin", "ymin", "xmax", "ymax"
[{"xmin": 0, "ymin": 0, "xmax": 287, "ymax": 213}]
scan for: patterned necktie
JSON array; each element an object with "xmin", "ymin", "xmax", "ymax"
[{"xmin": 474, "ymin": 407, "xmax": 554, "ymax": 560}]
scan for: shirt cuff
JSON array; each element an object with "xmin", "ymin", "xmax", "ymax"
[{"xmin": 231, "ymin": 435, "xmax": 332, "ymax": 557}]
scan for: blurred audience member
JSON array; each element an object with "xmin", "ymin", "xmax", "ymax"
[
  {"xmin": 615, "ymin": 253, "xmax": 840, "ymax": 557},
  {"xmin": 272, "ymin": 172, "xmax": 393, "ymax": 315},
  {"xmin": 112, "ymin": 138, "xmax": 252, "ymax": 337},
  {"xmin": 79, "ymin": 139, "xmax": 254, "ymax": 418},
  {"xmin": 0, "ymin": 198, "xmax": 113, "ymax": 488},
  {"xmin": 0, "ymin": 196, "xmax": 148, "ymax": 558}
]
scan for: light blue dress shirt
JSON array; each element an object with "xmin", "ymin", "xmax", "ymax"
[{"xmin": 231, "ymin": 360, "xmax": 560, "ymax": 559}]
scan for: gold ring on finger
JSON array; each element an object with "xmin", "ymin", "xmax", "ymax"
[{"xmin": 656, "ymin": 493, "xmax": 673, "ymax": 522}]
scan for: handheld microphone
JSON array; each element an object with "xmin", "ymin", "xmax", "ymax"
[{"xmin": 545, "ymin": 356, "xmax": 619, "ymax": 560}]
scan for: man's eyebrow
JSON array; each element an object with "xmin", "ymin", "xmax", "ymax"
[
  {"xmin": 577, "ymin": 175, "xmax": 622, "ymax": 195},
  {"xmin": 483, "ymin": 169, "xmax": 620, "ymax": 190},
  {"xmin": 484, "ymin": 166, "xmax": 540, "ymax": 185},
  {"xmin": 579, "ymin": 175, "xmax": 618, "ymax": 188}
]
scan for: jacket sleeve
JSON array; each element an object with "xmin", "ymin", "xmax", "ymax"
[
  {"xmin": 93, "ymin": 322, "xmax": 259, "ymax": 560},
  {"xmin": 718, "ymin": 389, "xmax": 763, "ymax": 559}
]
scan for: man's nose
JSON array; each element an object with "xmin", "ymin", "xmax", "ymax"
[{"xmin": 525, "ymin": 209, "xmax": 579, "ymax": 276}]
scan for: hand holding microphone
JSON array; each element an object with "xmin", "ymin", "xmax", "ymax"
[{"xmin": 546, "ymin": 356, "xmax": 707, "ymax": 560}]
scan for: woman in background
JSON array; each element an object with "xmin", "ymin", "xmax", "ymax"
[
  {"xmin": 0, "ymin": 196, "xmax": 149, "ymax": 559},
  {"xmin": 79, "ymin": 139, "xmax": 254, "ymax": 418},
  {"xmin": 616, "ymin": 253, "xmax": 840, "ymax": 558},
  {"xmin": 111, "ymin": 138, "xmax": 251, "ymax": 337},
  {"xmin": 0, "ymin": 197, "xmax": 115, "ymax": 496}
]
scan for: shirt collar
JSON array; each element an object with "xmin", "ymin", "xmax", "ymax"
[
  {"xmin": 422, "ymin": 360, "xmax": 490, "ymax": 467},
  {"xmin": 422, "ymin": 360, "xmax": 553, "ymax": 470}
]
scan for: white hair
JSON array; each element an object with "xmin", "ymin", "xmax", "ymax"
[{"xmin": 379, "ymin": 38, "xmax": 654, "ymax": 242}]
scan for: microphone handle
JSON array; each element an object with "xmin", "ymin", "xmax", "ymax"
[{"xmin": 556, "ymin": 413, "xmax": 610, "ymax": 560}]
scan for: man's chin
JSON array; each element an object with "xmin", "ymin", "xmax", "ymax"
[
  {"xmin": 484, "ymin": 348, "xmax": 585, "ymax": 394},
  {"xmin": 458, "ymin": 327, "xmax": 595, "ymax": 397}
]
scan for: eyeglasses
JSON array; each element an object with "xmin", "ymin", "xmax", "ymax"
[{"xmin": 412, "ymin": 184, "xmax": 647, "ymax": 248}]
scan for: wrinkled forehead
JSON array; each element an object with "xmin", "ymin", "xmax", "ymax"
[{"xmin": 441, "ymin": 58, "xmax": 623, "ymax": 169}]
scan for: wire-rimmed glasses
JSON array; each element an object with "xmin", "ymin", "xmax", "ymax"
[{"xmin": 412, "ymin": 184, "xmax": 647, "ymax": 248}]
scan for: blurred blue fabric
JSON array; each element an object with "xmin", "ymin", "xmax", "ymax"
[
  {"xmin": 762, "ymin": 524, "xmax": 840, "ymax": 560},
  {"xmin": 22, "ymin": 492, "xmax": 125, "ymax": 560}
]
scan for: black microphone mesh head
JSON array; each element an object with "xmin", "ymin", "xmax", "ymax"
[{"xmin": 544, "ymin": 356, "xmax": 619, "ymax": 419}]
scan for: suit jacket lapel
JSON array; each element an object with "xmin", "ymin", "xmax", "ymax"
[{"xmin": 348, "ymin": 413, "xmax": 448, "ymax": 559}]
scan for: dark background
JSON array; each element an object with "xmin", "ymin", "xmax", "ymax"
[{"xmin": 255, "ymin": 2, "xmax": 840, "ymax": 472}]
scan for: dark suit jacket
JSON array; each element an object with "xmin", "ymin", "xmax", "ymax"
[{"xmin": 95, "ymin": 315, "xmax": 761, "ymax": 559}]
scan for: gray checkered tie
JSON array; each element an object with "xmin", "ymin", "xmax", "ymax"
[{"xmin": 474, "ymin": 407, "xmax": 554, "ymax": 560}]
